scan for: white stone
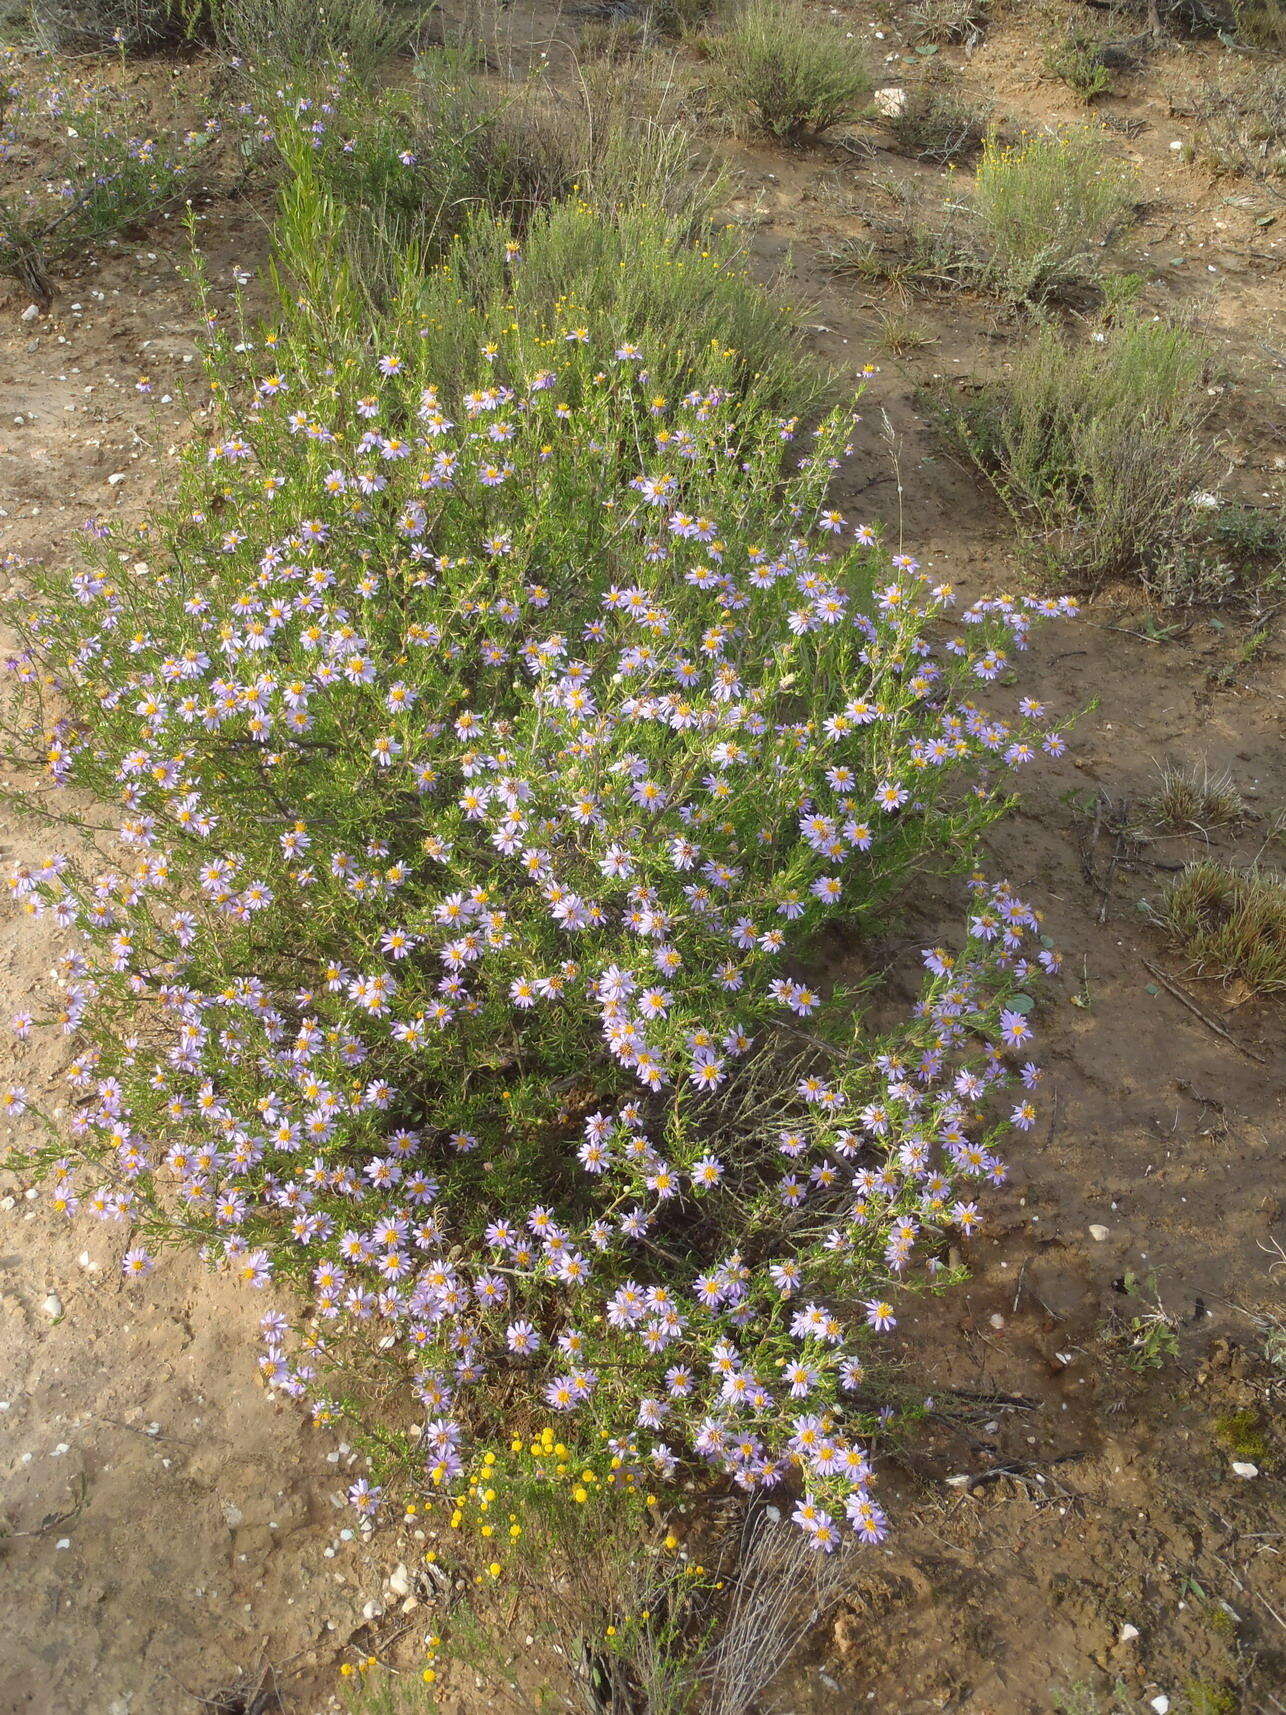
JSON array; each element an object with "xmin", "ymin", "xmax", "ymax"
[
  {"xmin": 1231, "ymin": 1461, "xmax": 1259, "ymax": 1479},
  {"xmin": 387, "ymin": 1562, "xmax": 411, "ymax": 1597},
  {"xmin": 873, "ymin": 87, "xmax": 908, "ymax": 119},
  {"xmin": 1119, "ymin": 1623, "xmax": 1139, "ymax": 1642},
  {"xmin": 20, "ymin": 304, "xmax": 40, "ymax": 322},
  {"xmin": 1088, "ymin": 1224, "xmax": 1110, "ymax": 1241},
  {"xmin": 41, "ymin": 1292, "xmax": 63, "ymax": 1318}
]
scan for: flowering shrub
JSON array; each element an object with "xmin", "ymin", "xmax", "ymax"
[{"xmin": 1, "ymin": 257, "xmax": 1074, "ymax": 1550}]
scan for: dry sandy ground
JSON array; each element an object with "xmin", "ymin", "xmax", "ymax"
[{"xmin": 1, "ymin": 7, "xmax": 1284, "ymax": 1713}]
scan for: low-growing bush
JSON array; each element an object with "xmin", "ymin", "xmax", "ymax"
[
  {"xmin": 1159, "ymin": 862, "xmax": 1286, "ymax": 994},
  {"xmin": 971, "ymin": 128, "xmax": 1136, "ymax": 302},
  {"xmin": 939, "ymin": 313, "xmax": 1215, "ymax": 582},
  {"xmin": 884, "ymin": 68, "xmax": 991, "ymax": 164},
  {"xmin": 1045, "ymin": 22, "xmax": 1118, "ymax": 102},
  {"xmin": 269, "ymin": 86, "xmax": 821, "ymax": 422},
  {"xmin": 710, "ymin": 0, "xmax": 872, "ymax": 139},
  {"xmin": 275, "ymin": 65, "xmax": 724, "ymax": 296},
  {"xmin": 1, "ymin": 149, "xmax": 1073, "ymax": 1556},
  {"xmin": 834, "ymin": 129, "xmax": 1137, "ymax": 304}
]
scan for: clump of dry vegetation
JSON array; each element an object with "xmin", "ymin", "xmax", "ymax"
[
  {"xmin": 1232, "ymin": 0, "xmax": 1286, "ymax": 50},
  {"xmin": 1159, "ymin": 861, "xmax": 1286, "ymax": 995},
  {"xmin": 938, "ymin": 312, "xmax": 1215, "ymax": 583},
  {"xmin": 215, "ymin": 0, "xmax": 427, "ymax": 73},
  {"xmin": 1149, "ymin": 761, "xmax": 1246, "ymax": 832},
  {"xmin": 30, "ymin": 0, "xmax": 212, "ymax": 49},
  {"xmin": 1191, "ymin": 62, "xmax": 1286, "ymax": 182},
  {"xmin": 708, "ymin": 0, "xmax": 872, "ymax": 138},
  {"xmin": 837, "ymin": 128, "xmax": 1137, "ymax": 303},
  {"xmin": 904, "ymin": 0, "xmax": 991, "ymax": 46},
  {"xmin": 884, "ymin": 67, "xmax": 992, "ymax": 163}
]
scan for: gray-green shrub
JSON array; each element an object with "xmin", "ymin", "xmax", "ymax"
[
  {"xmin": 942, "ymin": 313, "xmax": 1215, "ymax": 582},
  {"xmin": 710, "ymin": 0, "xmax": 872, "ymax": 139}
]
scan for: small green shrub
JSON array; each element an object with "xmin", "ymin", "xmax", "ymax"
[
  {"xmin": 710, "ymin": 0, "xmax": 872, "ymax": 139},
  {"xmin": 972, "ymin": 128, "xmax": 1137, "ymax": 301},
  {"xmin": 1206, "ymin": 502, "xmax": 1286, "ymax": 582},
  {"xmin": 269, "ymin": 84, "xmax": 818, "ymax": 420},
  {"xmin": 1045, "ymin": 23, "xmax": 1117, "ymax": 102},
  {"xmin": 941, "ymin": 313, "xmax": 1214, "ymax": 582},
  {"xmin": 281, "ymin": 77, "xmax": 583, "ymax": 281},
  {"xmin": 1149, "ymin": 500, "xmax": 1286, "ymax": 608},
  {"xmin": 885, "ymin": 69, "xmax": 992, "ymax": 164},
  {"xmin": 856, "ymin": 128, "xmax": 1137, "ymax": 304},
  {"xmin": 1160, "ymin": 860, "xmax": 1286, "ymax": 994}
]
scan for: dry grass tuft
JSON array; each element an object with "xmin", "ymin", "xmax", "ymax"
[
  {"xmin": 876, "ymin": 305, "xmax": 939, "ymax": 354},
  {"xmin": 1159, "ymin": 860, "xmax": 1286, "ymax": 995},
  {"xmin": 1233, "ymin": 0, "xmax": 1286, "ymax": 50},
  {"xmin": 903, "ymin": 0, "xmax": 991, "ymax": 46},
  {"xmin": 1149, "ymin": 760, "xmax": 1246, "ymax": 832}
]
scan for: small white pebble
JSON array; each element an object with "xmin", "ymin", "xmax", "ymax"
[
  {"xmin": 1088, "ymin": 1224, "xmax": 1110, "ymax": 1242},
  {"xmin": 1151, "ymin": 1697, "xmax": 1171, "ymax": 1714},
  {"xmin": 1120, "ymin": 1623, "xmax": 1139, "ymax": 1643},
  {"xmin": 1231, "ymin": 1461, "xmax": 1259, "ymax": 1479},
  {"xmin": 42, "ymin": 1293, "xmax": 63, "ymax": 1318}
]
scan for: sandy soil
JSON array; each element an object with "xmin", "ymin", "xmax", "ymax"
[{"xmin": 1, "ymin": 6, "xmax": 1283, "ymax": 1713}]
